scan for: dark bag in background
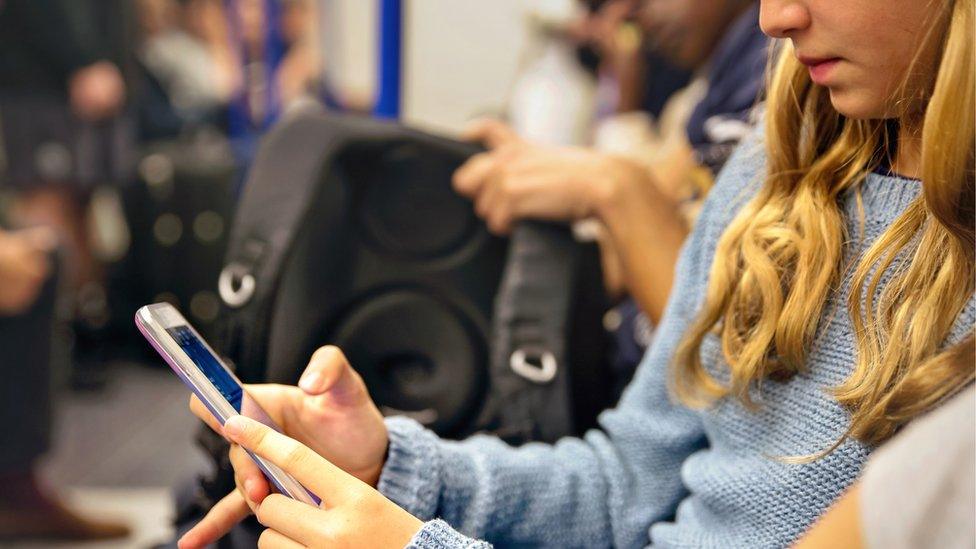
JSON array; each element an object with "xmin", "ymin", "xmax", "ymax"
[
  {"xmin": 216, "ymin": 109, "xmax": 507, "ymax": 436},
  {"xmin": 173, "ymin": 110, "xmax": 616, "ymax": 547},
  {"xmin": 115, "ymin": 132, "xmax": 237, "ymax": 343}
]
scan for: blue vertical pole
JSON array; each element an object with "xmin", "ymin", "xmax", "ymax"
[{"xmin": 374, "ymin": 0, "xmax": 402, "ymax": 119}]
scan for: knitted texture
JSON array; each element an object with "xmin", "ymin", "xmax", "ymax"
[
  {"xmin": 406, "ymin": 519, "xmax": 491, "ymax": 549},
  {"xmin": 380, "ymin": 129, "xmax": 976, "ymax": 548}
]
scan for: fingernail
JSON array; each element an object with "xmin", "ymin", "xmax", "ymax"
[
  {"xmin": 244, "ymin": 478, "xmax": 255, "ymax": 498},
  {"xmin": 223, "ymin": 416, "xmax": 246, "ymax": 438},
  {"xmin": 299, "ymin": 371, "xmax": 322, "ymax": 393}
]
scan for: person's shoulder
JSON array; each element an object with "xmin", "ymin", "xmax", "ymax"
[
  {"xmin": 697, "ymin": 121, "xmax": 767, "ymax": 232},
  {"xmin": 674, "ymin": 121, "xmax": 766, "ymax": 293}
]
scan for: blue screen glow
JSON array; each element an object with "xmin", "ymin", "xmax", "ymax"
[{"xmin": 167, "ymin": 326, "xmax": 243, "ymax": 412}]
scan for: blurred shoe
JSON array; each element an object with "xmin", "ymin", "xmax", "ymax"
[
  {"xmin": 0, "ymin": 472, "xmax": 131, "ymax": 542},
  {"xmin": 0, "ymin": 499, "xmax": 131, "ymax": 541}
]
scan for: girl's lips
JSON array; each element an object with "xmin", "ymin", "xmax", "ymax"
[{"xmin": 798, "ymin": 56, "xmax": 842, "ymax": 85}]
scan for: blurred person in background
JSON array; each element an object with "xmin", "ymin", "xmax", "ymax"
[
  {"xmin": 0, "ymin": 0, "xmax": 136, "ymax": 387},
  {"xmin": 505, "ymin": 0, "xmax": 693, "ymax": 147},
  {"xmin": 455, "ymin": 0, "xmax": 765, "ymax": 391},
  {"xmin": 0, "ymin": 223, "xmax": 130, "ymax": 540},
  {"xmin": 135, "ymin": 0, "xmax": 320, "ymax": 141},
  {"xmin": 276, "ymin": 0, "xmax": 322, "ymax": 110},
  {"xmin": 0, "ymin": 1, "xmax": 133, "ymax": 534},
  {"xmin": 224, "ymin": 0, "xmax": 322, "ymax": 180},
  {"xmin": 136, "ymin": 0, "xmax": 239, "ymax": 140},
  {"xmin": 571, "ymin": 0, "xmax": 692, "ymax": 120}
]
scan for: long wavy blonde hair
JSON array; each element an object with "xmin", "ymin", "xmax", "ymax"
[{"xmin": 672, "ymin": 0, "xmax": 974, "ymax": 448}]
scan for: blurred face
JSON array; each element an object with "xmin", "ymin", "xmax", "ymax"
[
  {"xmin": 760, "ymin": 0, "xmax": 945, "ymax": 119},
  {"xmin": 638, "ymin": 0, "xmax": 748, "ymax": 69}
]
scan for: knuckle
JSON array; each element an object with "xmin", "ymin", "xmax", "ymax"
[
  {"xmin": 282, "ymin": 441, "xmax": 312, "ymax": 472},
  {"xmin": 347, "ymin": 488, "xmax": 377, "ymax": 514},
  {"xmin": 254, "ymin": 494, "xmax": 284, "ymax": 525},
  {"xmin": 326, "ymin": 520, "xmax": 357, "ymax": 548},
  {"xmin": 311, "ymin": 520, "xmax": 335, "ymax": 544},
  {"xmin": 248, "ymin": 425, "xmax": 269, "ymax": 448},
  {"xmin": 266, "ymin": 493, "xmax": 289, "ymax": 510}
]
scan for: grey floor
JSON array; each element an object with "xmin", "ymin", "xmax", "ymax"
[{"xmin": 5, "ymin": 363, "xmax": 211, "ymax": 549}]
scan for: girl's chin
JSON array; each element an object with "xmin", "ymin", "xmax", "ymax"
[{"xmin": 826, "ymin": 88, "xmax": 888, "ymax": 120}]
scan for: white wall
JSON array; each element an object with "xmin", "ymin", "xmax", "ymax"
[
  {"xmin": 401, "ymin": 0, "xmax": 528, "ymax": 134},
  {"xmin": 320, "ymin": 0, "xmax": 530, "ymax": 136},
  {"xmin": 319, "ymin": 0, "xmax": 377, "ymax": 108}
]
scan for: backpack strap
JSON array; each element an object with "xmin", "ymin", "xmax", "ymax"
[
  {"xmin": 485, "ymin": 222, "xmax": 578, "ymax": 442},
  {"xmin": 218, "ymin": 108, "xmax": 344, "ymax": 381}
]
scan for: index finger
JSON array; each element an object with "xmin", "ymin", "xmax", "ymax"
[
  {"xmin": 453, "ymin": 151, "xmax": 498, "ymax": 197},
  {"xmin": 222, "ymin": 415, "xmax": 359, "ymax": 504},
  {"xmin": 178, "ymin": 491, "xmax": 252, "ymax": 549},
  {"xmin": 460, "ymin": 118, "xmax": 519, "ymax": 149}
]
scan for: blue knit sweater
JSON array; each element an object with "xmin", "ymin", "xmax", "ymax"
[{"xmin": 382, "ymin": 130, "xmax": 976, "ymax": 548}]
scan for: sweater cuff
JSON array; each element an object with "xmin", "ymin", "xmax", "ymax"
[
  {"xmin": 379, "ymin": 416, "xmax": 443, "ymax": 520},
  {"xmin": 406, "ymin": 519, "xmax": 492, "ymax": 549}
]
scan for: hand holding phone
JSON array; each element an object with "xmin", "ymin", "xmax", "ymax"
[
  {"xmin": 138, "ymin": 303, "xmax": 392, "ymax": 547},
  {"xmin": 136, "ymin": 303, "xmax": 319, "ymax": 505}
]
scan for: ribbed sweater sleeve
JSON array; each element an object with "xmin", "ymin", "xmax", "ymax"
[
  {"xmin": 377, "ymin": 134, "xmax": 765, "ymax": 547},
  {"xmin": 405, "ymin": 519, "xmax": 492, "ymax": 549}
]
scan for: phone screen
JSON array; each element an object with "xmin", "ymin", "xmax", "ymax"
[
  {"xmin": 160, "ymin": 322, "xmax": 281, "ymax": 436},
  {"xmin": 166, "ymin": 325, "xmax": 244, "ymax": 412}
]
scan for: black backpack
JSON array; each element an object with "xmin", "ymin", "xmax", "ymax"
[
  {"xmin": 214, "ymin": 107, "xmax": 614, "ymax": 438},
  {"xmin": 178, "ymin": 109, "xmax": 616, "ymax": 545}
]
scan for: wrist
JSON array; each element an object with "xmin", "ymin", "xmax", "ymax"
[
  {"xmin": 589, "ymin": 155, "xmax": 645, "ymax": 223},
  {"xmin": 364, "ymin": 437, "xmax": 390, "ymax": 488}
]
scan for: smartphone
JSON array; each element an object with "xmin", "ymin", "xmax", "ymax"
[{"xmin": 136, "ymin": 302, "xmax": 319, "ymax": 506}]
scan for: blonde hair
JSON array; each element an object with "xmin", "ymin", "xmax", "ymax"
[{"xmin": 672, "ymin": 0, "xmax": 974, "ymax": 448}]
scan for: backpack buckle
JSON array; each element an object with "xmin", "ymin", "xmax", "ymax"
[
  {"xmin": 218, "ymin": 262, "xmax": 256, "ymax": 308},
  {"xmin": 510, "ymin": 346, "xmax": 558, "ymax": 384}
]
